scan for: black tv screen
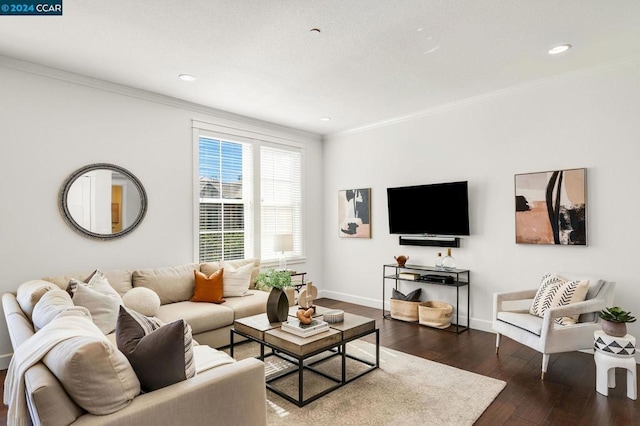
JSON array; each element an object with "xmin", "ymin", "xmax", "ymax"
[{"xmin": 387, "ymin": 181, "xmax": 470, "ymax": 236}]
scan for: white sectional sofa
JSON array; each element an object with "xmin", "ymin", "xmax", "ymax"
[{"xmin": 2, "ymin": 259, "xmax": 270, "ymax": 425}]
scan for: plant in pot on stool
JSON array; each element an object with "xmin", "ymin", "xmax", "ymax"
[
  {"xmin": 599, "ymin": 306, "xmax": 636, "ymax": 337},
  {"xmin": 257, "ymin": 268, "xmax": 292, "ymax": 323}
]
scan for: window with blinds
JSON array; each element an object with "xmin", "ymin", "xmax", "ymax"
[
  {"xmin": 196, "ymin": 132, "xmax": 302, "ymax": 265},
  {"xmin": 198, "ymin": 137, "xmax": 253, "ymax": 262},
  {"xmin": 260, "ymin": 145, "xmax": 302, "ymax": 263}
]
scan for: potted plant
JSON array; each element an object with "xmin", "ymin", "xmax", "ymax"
[
  {"xmin": 257, "ymin": 269, "xmax": 293, "ymax": 323},
  {"xmin": 598, "ymin": 306, "xmax": 636, "ymax": 337}
]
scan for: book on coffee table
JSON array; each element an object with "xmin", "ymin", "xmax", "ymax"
[{"xmin": 281, "ymin": 318, "xmax": 330, "ymax": 337}]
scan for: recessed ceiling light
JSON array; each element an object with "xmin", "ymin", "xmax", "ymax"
[
  {"xmin": 320, "ymin": 117, "xmax": 331, "ymax": 122},
  {"xmin": 310, "ymin": 28, "xmax": 321, "ymax": 34},
  {"xmin": 179, "ymin": 74, "xmax": 196, "ymax": 82},
  {"xmin": 548, "ymin": 44, "xmax": 571, "ymax": 55}
]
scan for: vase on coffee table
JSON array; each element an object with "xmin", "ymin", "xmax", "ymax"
[{"xmin": 266, "ymin": 288, "xmax": 289, "ymax": 323}]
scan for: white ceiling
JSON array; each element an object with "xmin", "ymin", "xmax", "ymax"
[{"xmin": 2, "ymin": 1, "xmax": 640, "ymax": 135}]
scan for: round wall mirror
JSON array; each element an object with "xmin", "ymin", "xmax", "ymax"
[{"xmin": 59, "ymin": 163, "xmax": 148, "ymax": 240}]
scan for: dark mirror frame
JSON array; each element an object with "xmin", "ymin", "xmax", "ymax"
[{"xmin": 59, "ymin": 163, "xmax": 148, "ymax": 240}]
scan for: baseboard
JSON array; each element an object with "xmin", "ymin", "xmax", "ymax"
[{"xmin": 0, "ymin": 352, "xmax": 12, "ymax": 370}]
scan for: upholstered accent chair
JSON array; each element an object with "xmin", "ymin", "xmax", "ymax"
[{"xmin": 493, "ymin": 276, "xmax": 615, "ymax": 380}]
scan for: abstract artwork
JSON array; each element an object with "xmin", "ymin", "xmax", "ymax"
[
  {"xmin": 515, "ymin": 168, "xmax": 586, "ymax": 245},
  {"xmin": 338, "ymin": 188, "xmax": 371, "ymax": 238}
]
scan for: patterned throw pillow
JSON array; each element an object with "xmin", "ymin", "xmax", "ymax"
[
  {"xmin": 191, "ymin": 269, "xmax": 225, "ymax": 303},
  {"xmin": 222, "ymin": 263, "xmax": 253, "ymax": 297},
  {"xmin": 116, "ymin": 306, "xmax": 195, "ymax": 392},
  {"xmin": 529, "ymin": 274, "xmax": 589, "ymax": 325}
]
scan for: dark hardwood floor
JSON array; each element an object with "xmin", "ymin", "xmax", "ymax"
[
  {"xmin": 1, "ymin": 298, "xmax": 638, "ymax": 425},
  {"xmin": 317, "ymin": 298, "xmax": 639, "ymax": 426}
]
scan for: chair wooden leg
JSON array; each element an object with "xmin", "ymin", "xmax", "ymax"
[
  {"xmin": 541, "ymin": 354, "xmax": 550, "ymax": 380},
  {"xmin": 495, "ymin": 333, "xmax": 501, "ymax": 355}
]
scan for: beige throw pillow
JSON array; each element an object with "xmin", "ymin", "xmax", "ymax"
[
  {"xmin": 529, "ymin": 273, "xmax": 590, "ymax": 325},
  {"xmin": 32, "ymin": 289, "xmax": 91, "ymax": 331},
  {"xmin": 16, "ymin": 280, "xmax": 56, "ymax": 319},
  {"xmin": 222, "ymin": 263, "xmax": 253, "ymax": 297},
  {"xmin": 41, "ymin": 314, "xmax": 140, "ymax": 415}
]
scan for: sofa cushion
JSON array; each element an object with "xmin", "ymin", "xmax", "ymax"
[
  {"xmin": 43, "ymin": 269, "xmax": 133, "ymax": 296},
  {"xmin": 221, "ymin": 290, "xmax": 270, "ymax": 319},
  {"xmin": 156, "ymin": 301, "xmax": 234, "ymax": 334},
  {"xmin": 116, "ymin": 306, "xmax": 195, "ymax": 392},
  {"xmin": 192, "ymin": 269, "xmax": 225, "ymax": 303},
  {"xmin": 497, "ymin": 311, "xmax": 544, "ymax": 336},
  {"xmin": 69, "ymin": 270, "xmax": 123, "ymax": 334},
  {"xmin": 122, "ymin": 287, "xmax": 161, "ymax": 317},
  {"xmin": 16, "ymin": 280, "xmax": 56, "ymax": 319},
  {"xmin": 223, "ymin": 263, "xmax": 253, "ymax": 297},
  {"xmin": 132, "ymin": 264, "xmax": 199, "ymax": 305},
  {"xmin": 32, "ymin": 289, "xmax": 90, "ymax": 331},
  {"xmin": 42, "ymin": 316, "xmax": 140, "ymax": 415},
  {"xmin": 529, "ymin": 273, "xmax": 589, "ymax": 325}
]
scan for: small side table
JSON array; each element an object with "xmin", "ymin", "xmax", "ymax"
[{"xmin": 593, "ymin": 330, "xmax": 637, "ymax": 400}]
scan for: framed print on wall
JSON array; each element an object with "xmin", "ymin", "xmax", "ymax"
[
  {"xmin": 515, "ymin": 168, "xmax": 586, "ymax": 245},
  {"xmin": 338, "ymin": 188, "xmax": 371, "ymax": 238},
  {"xmin": 515, "ymin": 169, "xmax": 587, "ymax": 246}
]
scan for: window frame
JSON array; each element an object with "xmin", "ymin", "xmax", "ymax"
[{"xmin": 192, "ymin": 122, "xmax": 305, "ymax": 266}]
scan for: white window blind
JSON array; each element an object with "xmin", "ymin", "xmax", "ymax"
[
  {"xmin": 260, "ymin": 145, "xmax": 302, "ymax": 263},
  {"xmin": 198, "ymin": 136, "xmax": 253, "ymax": 262}
]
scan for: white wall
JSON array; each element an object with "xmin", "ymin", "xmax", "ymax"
[
  {"xmin": 323, "ymin": 59, "xmax": 640, "ymax": 356},
  {"xmin": 0, "ymin": 59, "xmax": 324, "ymax": 367}
]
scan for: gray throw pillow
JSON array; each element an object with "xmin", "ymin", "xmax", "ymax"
[{"xmin": 391, "ymin": 288, "xmax": 421, "ymax": 302}]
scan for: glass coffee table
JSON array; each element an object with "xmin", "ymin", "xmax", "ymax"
[{"xmin": 231, "ymin": 306, "xmax": 379, "ymax": 407}]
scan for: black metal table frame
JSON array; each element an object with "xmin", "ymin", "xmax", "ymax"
[{"xmin": 230, "ymin": 327, "xmax": 379, "ymax": 407}]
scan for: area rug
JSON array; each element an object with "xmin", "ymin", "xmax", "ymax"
[{"xmin": 225, "ymin": 340, "xmax": 506, "ymax": 426}]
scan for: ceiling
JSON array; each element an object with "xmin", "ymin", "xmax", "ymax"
[{"xmin": 2, "ymin": 1, "xmax": 640, "ymax": 135}]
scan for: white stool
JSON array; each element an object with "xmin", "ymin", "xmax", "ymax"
[{"xmin": 593, "ymin": 330, "xmax": 637, "ymax": 400}]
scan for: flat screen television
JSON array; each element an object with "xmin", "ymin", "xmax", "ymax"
[{"xmin": 387, "ymin": 181, "xmax": 470, "ymax": 236}]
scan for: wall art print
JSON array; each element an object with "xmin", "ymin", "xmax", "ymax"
[
  {"xmin": 515, "ymin": 168, "xmax": 586, "ymax": 245},
  {"xmin": 338, "ymin": 188, "xmax": 371, "ymax": 238}
]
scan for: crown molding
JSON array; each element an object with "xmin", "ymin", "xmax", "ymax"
[{"xmin": 0, "ymin": 54, "xmax": 321, "ymax": 143}]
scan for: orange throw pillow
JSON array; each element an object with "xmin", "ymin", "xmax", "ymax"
[{"xmin": 191, "ymin": 269, "xmax": 225, "ymax": 303}]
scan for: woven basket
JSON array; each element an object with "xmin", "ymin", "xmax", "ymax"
[
  {"xmin": 418, "ymin": 301, "xmax": 453, "ymax": 329},
  {"xmin": 390, "ymin": 299, "xmax": 420, "ymax": 322}
]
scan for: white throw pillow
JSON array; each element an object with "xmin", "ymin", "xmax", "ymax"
[
  {"xmin": 69, "ymin": 270, "xmax": 122, "ymax": 334},
  {"xmin": 221, "ymin": 258, "xmax": 260, "ymax": 288},
  {"xmin": 529, "ymin": 273, "xmax": 589, "ymax": 325},
  {"xmin": 222, "ymin": 263, "xmax": 253, "ymax": 297},
  {"xmin": 122, "ymin": 287, "xmax": 161, "ymax": 317}
]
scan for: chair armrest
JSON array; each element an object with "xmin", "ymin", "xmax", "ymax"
[
  {"xmin": 539, "ymin": 298, "xmax": 607, "ymax": 339},
  {"xmin": 493, "ymin": 289, "xmax": 537, "ymax": 317},
  {"xmin": 72, "ymin": 358, "xmax": 267, "ymax": 426}
]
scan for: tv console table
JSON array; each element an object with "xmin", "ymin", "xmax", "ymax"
[{"xmin": 382, "ymin": 263, "xmax": 470, "ymax": 333}]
